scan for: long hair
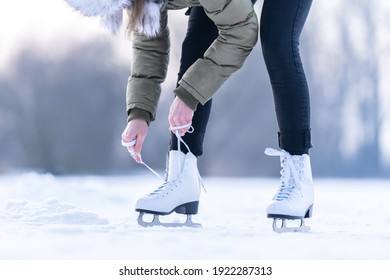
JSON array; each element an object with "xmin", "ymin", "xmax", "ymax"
[
  {"xmin": 127, "ymin": 0, "xmax": 147, "ymax": 32},
  {"xmin": 126, "ymin": 0, "xmax": 162, "ymax": 38}
]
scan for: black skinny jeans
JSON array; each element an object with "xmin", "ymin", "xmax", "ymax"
[{"xmin": 170, "ymin": 0, "xmax": 313, "ymax": 156}]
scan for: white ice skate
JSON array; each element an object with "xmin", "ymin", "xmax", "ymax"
[
  {"xmin": 135, "ymin": 150, "xmax": 203, "ymax": 227},
  {"xmin": 122, "ymin": 124, "xmax": 203, "ymax": 227},
  {"xmin": 265, "ymin": 148, "xmax": 314, "ymax": 233}
]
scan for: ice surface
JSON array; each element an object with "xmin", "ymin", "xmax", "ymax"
[{"xmin": 0, "ymin": 172, "xmax": 389, "ymax": 260}]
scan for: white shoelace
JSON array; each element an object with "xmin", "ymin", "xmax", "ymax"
[
  {"xmin": 146, "ymin": 181, "xmax": 177, "ymax": 197},
  {"xmin": 265, "ymin": 148, "xmax": 302, "ymax": 201},
  {"xmin": 121, "ymin": 139, "xmax": 163, "ymax": 179},
  {"xmin": 121, "ymin": 123, "xmax": 194, "ymax": 180},
  {"xmin": 141, "ymin": 123, "xmax": 197, "ymax": 197}
]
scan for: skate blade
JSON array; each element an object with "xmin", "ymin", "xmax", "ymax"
[
  {"xmin": 137, "ymin": 212, "xmax": 202, "ymax": 228},
  {"xmin": 272, "ymin": 218, "xmax": 310, "ymax": 233}
]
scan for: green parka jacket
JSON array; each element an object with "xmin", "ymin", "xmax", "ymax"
[{"xmin": 126, "ymin": 0, "xmax": 259, "ymax": 123}]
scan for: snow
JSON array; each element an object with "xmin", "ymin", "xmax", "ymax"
[{"xmin": 0, "ymin": 172, "xmax": 389, "ymax": 260}]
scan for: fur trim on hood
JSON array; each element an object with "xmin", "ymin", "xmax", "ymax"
[{"xmin": 65, "ymin": 0, "xmax": 163, "ymax": 36}]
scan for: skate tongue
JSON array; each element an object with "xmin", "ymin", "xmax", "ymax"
[
  {"xmin": 167, "ymin": 151, "xmax": 186, "ymax": 181},
  {"xmin": 265, "ymin": 148, "xmax": 302, "ymax": 193},
  {"xmin": 168, "ymin": 123, "xmax": 195, "ymax": 179}
]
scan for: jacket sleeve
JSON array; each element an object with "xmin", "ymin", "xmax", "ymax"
[
  {"xmin": 126, "ymin": 9, "xmax": 170, "ymax": 123},
  {"xmin": 174, "ymin": 0, "xmax": 258, "ymax": 110}
]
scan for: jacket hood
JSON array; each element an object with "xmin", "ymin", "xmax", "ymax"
[{"xmin": 65, "ymin": 0, "xmax": 163, "ymax": 36}]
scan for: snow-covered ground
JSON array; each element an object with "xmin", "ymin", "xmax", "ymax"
[{"xmin": 0, "ymin": 172, "xmax": 389, "ymax": 260}]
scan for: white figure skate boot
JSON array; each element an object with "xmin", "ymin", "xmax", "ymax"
[
  {"xmin": 265, "ymin": 148, "xmax": 314, "ymax": 233},
  {"xmin": 135, "ymin": 150, "xmax": 203, "ymax": 227}
]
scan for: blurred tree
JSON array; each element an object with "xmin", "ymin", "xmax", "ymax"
[
  {"xmin": 0, "ymin": 39, "xmax": 129, "ymax": 174},
  {"xmin": 302, "ymin": 0, "xmax": 389, "ymax": 177}
]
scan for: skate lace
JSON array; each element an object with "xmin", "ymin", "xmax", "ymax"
[
  {"xmin": 142, "ymin": 123, "xmax": 204, "ymax": 197},
  {"xmin": 146, "ymin": 180, "xmax": 177, "ymax": 197},
  {"xmin": 265, "ymin": 148, "xmax": 303, "ymax": 201},
  {"xmin": 121, "ymin": 123, "xmax": 204, "ymax": 191},
  {"xmin": 121, "ymin": 139, "xmax": 163, "ymax": 180},
  {"xmin": 169, "ymin": 123, "xmax": 194, "ymax": 157},
  {"xmin": 121, "ymin": 124, "xmax": 193, "ymax": 180}
]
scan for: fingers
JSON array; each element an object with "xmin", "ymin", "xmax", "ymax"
[
  {"xmin": 121, "ymin": 122, "xmax": 135, "ymax": 142},
  {"xmin": 121, "ymin": 135, "xmax": 140, "ymax": 163},
  {"xmin": 121, "ymin": 139, "xmax": 137, "ymax": 159},
  {"xmin": 121, "ymin": 119, "xmax": 148, "ymax": 163},
  {"xmin": 169, "ymin": 118, "xmax": 192, "ymax": 136},
  {"xmin": 132, "ymin": 132, "xmax": 146, "ymax": 163},
  {"xmin": 168, "ymin": 97, "xmax": 194, "ymax": 136},
  {"xmin": 123, "ymin": 142, "xmax": 141, "ymax": 163},
  {"xmin": 170, "ymin": 123, "xmax": 192, "ymax": 136}
]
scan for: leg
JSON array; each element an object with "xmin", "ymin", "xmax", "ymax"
[
  {"xmin": 260, "ymin": 0, "xmax": 313, "ymax": 155},
  {"xmin": 169, "ymin": 7, "xmax": 218, "ymax": 156},
  {"xmin": 135, "ymin": 8, "xmax": 217, "ymax": 227},
  {"xmin": 260, "ymin": 0, "xmax": 314, "ymax": 232}
]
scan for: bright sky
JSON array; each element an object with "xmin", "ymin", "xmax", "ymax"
[{"xmin": 0, "ymin": 0, "xmax": 131, "ymax": 72}]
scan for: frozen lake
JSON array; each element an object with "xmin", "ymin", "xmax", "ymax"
[{"xmin": 0, "ymin": 172, "xmax": 389, "ymax": 260}]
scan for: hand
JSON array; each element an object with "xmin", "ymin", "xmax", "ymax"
[
  {"xmin": 168, "ymin": 97, "xmax": 194, "ymax": 136},
  {"xmin": 121, "ymin": 119, "xmax": 148, "ymax": 163}
]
